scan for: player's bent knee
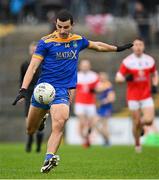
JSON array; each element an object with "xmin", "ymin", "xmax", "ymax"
[{"xmin": 53, "ymin": 118, "xmax": 67, "ymax": 132}]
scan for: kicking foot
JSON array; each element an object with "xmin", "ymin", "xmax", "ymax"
[{"xmin": 40, "ymin": 154, "xmax": 60, "ymax": 173}]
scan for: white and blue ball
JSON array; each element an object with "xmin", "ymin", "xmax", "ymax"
[{"xmin": 33, "ymin": 83, "xmax": 55, "ymax": 104}]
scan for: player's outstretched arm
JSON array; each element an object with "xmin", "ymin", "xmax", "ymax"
[
  {"xmin": 12, "ymin": 57, "xmax": 42, "ymax": 105},
  {"xmin": 88, "ymin": 41, "xmax": 133, "ymax": 52}
]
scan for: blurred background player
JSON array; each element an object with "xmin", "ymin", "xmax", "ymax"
[
  {"xmin": 115, "ymin": 38, "xmax": 158, "ymax": 152},
  {"xmin": 74, "ymin": 60, "xmax": 98, "ymax": 147},
  {"xmin": 20, "ymin": 41, "xmax": 47, "ymax": 153},
  {"xmin": 95, "ymin": 72, "xmax": 115, "ymax": 146}
]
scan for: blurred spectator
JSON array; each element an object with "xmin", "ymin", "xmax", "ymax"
[
  {"xmin": 122, "ymin": 1, "xmax": 129, "ymax": 16},
  {"xmin": 139, "ymin": 0, "xmax": 158, "ymax": 13},
  {"xmin": 61, "ymin": 0, "xmax": 72, "ymax": 11},
  {"xmin": 38, "ymin": 0, "xmax": 63, "ymax": 21},
  {"xmin": 88, "ymin": 0, "xmax": 107, "ymax": 14},
  {"xmin": 133, "ymin": 1, "xmax": 150, "ymax": 45},
  {"xmin": 22, "ymin": 0, "xmax": 38, "ymax": 24},
  {"xmin": 70, "ymin": 0, "xmax": 89, "ymax": 22},
  {"xmin": 0, "ymin": 0, "xmax": 10, "ymax": 23},
  {"xmin": 155, "ymin": 5, "xmax": 159, "ymax": 45},
  {"xmin": 95, "ymin": 72, "xmax": 115, "ymax": 146},
  {"xmin": 127, "ymin": 0, "xmax": 137, "ymax": 17},
  {"xmin": 10, "ymin": 0, "xmax": 25, "ymax": 23},
  {"xmin": 0, "ymin": 0, "xmax": 159, "ymax": 25},
  {"xmin": 47, "ymin": 11, "xmax": 56, "ymax": 33},
  {"xmin": 107, "ymin": 0, "xmax": 120, "ymax": 16},
  {"xmin": 86, "ymin": 14, "xmax": 114, "ymax": 35}
]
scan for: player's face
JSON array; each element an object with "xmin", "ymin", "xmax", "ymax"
[
  {"xmin": 99, "ymin": 72, "xmax": 108, "ymax": 82},
  {"xmin": 56, "ymin": 19, "xmax": 72, "ymax": 39},
  {"xmin": 132, "ymin": 40, "xmax": 145, "ymax": 56},
  {"xmin": 79, "ymin": 60, "xmax": 91, "ymax": 72}
]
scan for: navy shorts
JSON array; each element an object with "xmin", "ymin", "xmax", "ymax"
[
  {"xmin": 97, "ymin": 107, "xmax": 112, "ymax": 118},
  {"xmin": 31, "ymin": 87, "xmax": 70, "ymax": 110}
]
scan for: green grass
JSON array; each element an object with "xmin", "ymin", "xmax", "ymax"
[{"xmin": 0, "ymin": 143, "xmax": 159, "ymax": 179}]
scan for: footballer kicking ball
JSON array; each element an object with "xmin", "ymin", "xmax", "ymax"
[{"xmin": 33, "ymin": 83, "xmax": 56, "ymax": 104}]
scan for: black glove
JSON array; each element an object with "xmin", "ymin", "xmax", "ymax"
[
  {"xmin": 89, "ymin": 88, "xmax": 96, "ymax": 93},
  {"xmin": 12, "ymin": 88, "xmax": 27, "ymax": 105},
  {"xmin": 151, "ymin": 85, "xmax": 158, "ymax": 94},
  {"xmin": 125, "ymin": 74, "xmax": 133, "ymax": 81},
  {"xmin": 117, "ymin": 43, "xmax": 133, "ymax": 52}
]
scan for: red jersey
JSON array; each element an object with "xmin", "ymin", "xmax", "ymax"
[
  {"xmin": 117, "ymin": 53, "xmax": 157, "ymax": 100},
  {"xmin": 75, "ymin": 71, "xmax": 98, "ymax": 104}
]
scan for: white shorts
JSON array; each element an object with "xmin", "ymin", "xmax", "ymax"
[
  {"xmin": 74, "ymin": 103, "xmax": 96, "ymax": 117},
  {"xmin": 128, "ymin": 97, "xmax": 154, "ymax": 111}
]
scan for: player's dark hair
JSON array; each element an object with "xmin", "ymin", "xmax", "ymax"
[
  {"xmin": 134, "ymin": 37, "xmax": 145, "ymax": 43},
  {"xmin": 56, "ymin": 9, "xmax": 73, "ymax": 25}
]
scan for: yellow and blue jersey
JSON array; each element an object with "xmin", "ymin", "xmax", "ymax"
[
  {"xmin": 97, "ymin": 88, "xmax": 113, "ymax": 117},
  {"xmin": 33, "ymin": 31, "xmax": 89, "ymax": 88}
]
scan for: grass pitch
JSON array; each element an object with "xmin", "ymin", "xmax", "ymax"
[{"xmin": 0, "ymin": 143, "xmax": 159, "ymax": 179}]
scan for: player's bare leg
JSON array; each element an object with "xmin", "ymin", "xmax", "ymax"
[
  {"xmin": 77, "ymin": 115, "xmax": 90, "ymax": 147},
  {"xmin": 27, "ymin": 105, "xmax": 48, "ymax": 135},
  {"xmin": 82, "ymin": 116, "xmax": 99, "ymax": 148},
  {"xmin": 41, "ymin": 104, "xmax": 69, "ymax": 173},
  {"xmin": 97, "ymin": 118, "xmax": 110, "ymax": 146},
  {"xmin": 141, "ymin": 106, "xmax": 154, "ymax": 126},
  {"xmin": 47, "ymin": 104, "xmax": 69, "ymax": 152},
  {"xmin": 84, "ymin": 116, "xmax": 95, "ymax": 148},
  {"xmin": 85, "ymin": 116, "xmax": 96, "ymax": 148},
  {"xmin": 131, "ymin": 110, "xmax": 142, "ymax": 152},
  {"xmin": 78, "ymin": 115, "xmax": 87, "ymax": 139}
]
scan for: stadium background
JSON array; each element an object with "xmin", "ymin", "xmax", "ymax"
[{"xmin": 0, "ymin": 0, "xmax": 159, "ymax": 144}]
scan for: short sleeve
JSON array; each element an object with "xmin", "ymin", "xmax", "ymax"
[
  {"xmin": 118, "ymin": 63, "xmax": 129, "ymax": 76},
  {"xmin": 80, "ymin": 36, "xmax": 89, "ymax": 51},
  {"xmin": 150, "ymin": 63, "xmax": 157, "ymax": 73},
  {"xmin": 33, "ymin": 39, "xmax": 47, "ymax": 60}
]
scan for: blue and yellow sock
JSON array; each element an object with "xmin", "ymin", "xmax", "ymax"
[{"xmin": 45, "ymin": 152, "xmax": 54, "ymax": 161}]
